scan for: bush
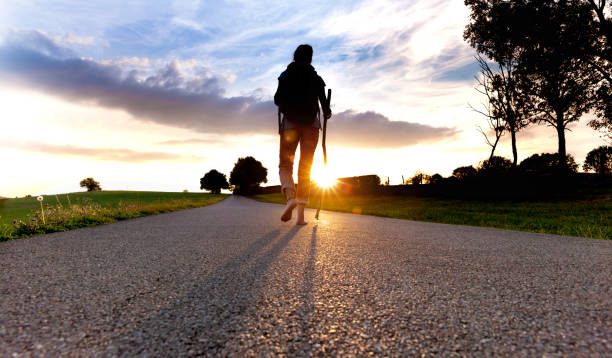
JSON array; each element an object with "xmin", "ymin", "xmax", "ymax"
[
  {"xmin": 452, "ymin": 165, "xmax": 477, "ymax": 181},
  {"xmin": 519, "ymin": 153, "xmax": 578, "ymax": 174},
  {"xmin": 583, "ymin": 146, "xmax": 612, "ymax": 175},
  {"xmin": 428, "ymin": 173, "xmax": 444, "ymax": 184},
  {"xmin": 478, "ymin": 156, "xmax": 513, "ymax": 175},
  {"xmin": 410, "ymin": 171, "xmax": 429, "ymax": 185}
]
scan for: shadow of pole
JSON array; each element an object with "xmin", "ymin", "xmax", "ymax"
[{"xmin": 111, "ymin": 226, "xmax": 305, "ymax": 356}]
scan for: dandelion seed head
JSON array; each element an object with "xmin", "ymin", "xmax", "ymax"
[{"xmin": 37, "ymin": 196, "xmax": 44, "ymax": 202}]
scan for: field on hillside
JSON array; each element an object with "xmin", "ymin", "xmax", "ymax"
[
  {"xmin": 253, "ymin": 193, "xmax": 611, "ymax": 240},
  {"xmin": 0, "ymin": 191, "xmax": 227, "ymax": 241}
]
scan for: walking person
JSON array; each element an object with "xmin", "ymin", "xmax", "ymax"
[{"xmin": 274, "ymin": 44, "xmax": 332, "ymax": 225}]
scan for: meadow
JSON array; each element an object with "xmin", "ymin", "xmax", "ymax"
[
  {"xmin": 253, "ymin": 192, "xmax": 611, "ymax": 240},
  {"xmin": 0, "ymin": 191, "xmax": 227, "ymax": 241}
]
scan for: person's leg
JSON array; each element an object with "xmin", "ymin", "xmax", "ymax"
[
  {"xmin": 295, "ymin": 127, "xmax": 319, "ymax": 225},
  {"xmin": 279, "ymin": 129, "xmax": 299, "ymax": 221}
]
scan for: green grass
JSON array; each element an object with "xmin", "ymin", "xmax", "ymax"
[
  {"xmin": 0, "ymin": 191, "xmax": 227, "ymax": 241},
  {"xmin": 253, "ymin": 193, "xmax": 612, "ymax": 240}
]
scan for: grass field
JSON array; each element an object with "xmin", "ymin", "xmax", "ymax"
[
  {"xmin": 253, "ymin": 193, "xmax": 612, "ymax": 240},
  {"xmin": 0, "ymin": 191, "xmax": 227, "ymax": 241}
]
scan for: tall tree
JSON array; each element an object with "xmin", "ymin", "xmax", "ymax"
[
  {"xmin": 471, "ymin": 55, "xmax": 531, "ymax": 165},
  {"xmin": 517, "ymin": 1, "xmax": 598, "ymax": 166},
  {"xmin": 229, "ymin": 156, "xmax": 268, "ymax": 195},
  {"xmin": 584, "ymin": 0, "xmax": 612, "ymax": 142},
  {"xmin": 471, "ymin": 56, "xmax": 505, "ymax": 161},
  {"xmin": 465, "ymin": 0, "xmax": 600, "ymax": 167},
  {"xmin": 200, "ymin": 169, "xmax": 229, "ymax": 194}
]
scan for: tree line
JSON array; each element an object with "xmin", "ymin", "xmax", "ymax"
[
  {"xmin": 464, "ymin": 0, "xmax": 611, "ymax": 167},
  {"xmin": 403, "ymin": 146, "xmax": 611, "ymax": 186},
  {"xmin": 200, "ymin": 156, "xmax": 268, "ymax": 195}
]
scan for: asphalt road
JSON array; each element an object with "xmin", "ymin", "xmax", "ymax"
[{"xmin": 1, "ymin": 196, "xmax": 611, "ymax": 357}]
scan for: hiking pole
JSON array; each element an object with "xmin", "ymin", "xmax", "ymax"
[{"xmin": 315, "ymin": 88, "xmax": 331, "ymax": 220}]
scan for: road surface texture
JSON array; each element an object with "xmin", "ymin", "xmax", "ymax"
[{"xmin": 1, "ymin": 196, "xmax": 610, "ymax": 357}]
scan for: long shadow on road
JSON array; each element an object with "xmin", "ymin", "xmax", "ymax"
[
  {"xmin": 289, "ymin": 224, "xmax": 318, "ymax": 353},
  {"xmin": 111, "ymin": 225, "xmax": 305, "ymax": 356}
]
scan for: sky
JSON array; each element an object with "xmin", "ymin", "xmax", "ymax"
[{"xmin": 0, "ymin": 0, "xmax": 606, "ymax": 197}]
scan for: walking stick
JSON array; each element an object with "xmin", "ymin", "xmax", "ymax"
[{"xmin": 315, "ymin": 88, "xmax": 331, "ymax": 220}]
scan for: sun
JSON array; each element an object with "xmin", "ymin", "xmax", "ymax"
[{"xmin": 313, "ymin": 168, "xmax": 338, "ymax": 189}]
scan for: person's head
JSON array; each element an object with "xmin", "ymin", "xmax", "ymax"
[{"xmin": 293, "ymin": 44, "xmax": 313, "ymax": 64}]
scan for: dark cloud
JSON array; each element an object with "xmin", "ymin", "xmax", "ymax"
[
  {"xmin": 331, "ymin": 110, "xmax": 457, "ymax": 148},
  {"xmin": 8, "ymin": 141, "xmax": 202, "ymax": 163},
  {"xmin": 0, "ymin": 30, "xmax": 457, "ymax": 148}
]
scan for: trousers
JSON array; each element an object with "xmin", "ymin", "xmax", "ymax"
[{"xmin": 279, "ymin": 127, "xmax": 319, "ymax": 204}]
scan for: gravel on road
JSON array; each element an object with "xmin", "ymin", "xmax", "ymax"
[{"xmin": 1, "ymin": 196, "xmax": 610, "ymax": 357}]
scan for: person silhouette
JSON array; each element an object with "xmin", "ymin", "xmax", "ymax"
[{"xmin": 274, "ymin": 44, "xmax": 332, "ymax": 225}]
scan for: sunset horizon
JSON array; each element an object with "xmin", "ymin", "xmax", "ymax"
[{"xmin": 1, "ymin": 0, "xmax": 607, "ymax": 198}]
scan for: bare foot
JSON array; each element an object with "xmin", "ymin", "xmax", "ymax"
[
  {"xmin": 295, "ymin": 204, "xmax": 307, "ymax": 225},
  {"xmin": 281, "ymin": 199, "xmax": 297, "ymax": 222}
]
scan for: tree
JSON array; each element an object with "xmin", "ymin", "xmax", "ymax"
[
  {"xmin": 428, "ymin": 173, "xmax": 444, "ymax": 184},
  {"xmin": 80, "ymin": 177, "xmax": 101, "ymax": 192},
  {"xmin": 229, "ymin": 156, "xmax": 268, "ymax": 195},
  {"xmin": 584, "ymin": 0, "xmax": 612, "ymax": 141},
  {"xmin": 452, "ymin": 165, "xmax": 477, "ymax": 181},
  {"xmin": 200, "ymin": 169, "xmax": 229, "ymax": 194},
  {"xmin": 465, "ymin": 0, "xmax": 600, "ymax": 167},
  {"xmin": 519, "ymin": 153, "xmax": 579, "ymax": 174},
  {"xmin": 583, "ymin": 146, "xmax": 612, "ymax": 174},
  {"xmin": 471, "ymin": 55, "xmax": 531, "ymax": 164},
  {"xmin": 477, "ymin": 156, "xmax": 513, "ymax": 176},
  {"xmin": 410, "ymin": 171, "xmax": 429, "ymax": 185}
]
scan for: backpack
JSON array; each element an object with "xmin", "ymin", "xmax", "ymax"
[{"xmin": 275, "ymin": 63, "xmax": 322, "ymax": 125}]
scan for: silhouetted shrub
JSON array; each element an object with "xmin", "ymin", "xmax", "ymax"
[
  {"xmin": 478, "ymin": 156, "xmax": 513, "ymax": 175},
  {"xmin": 583, "ymin": 146, "xmax": 612, "ymax": 175},
  {"xmin": 428, "ymin": 173, "xmax": 444, "ymax": 184},
  {"xmin": 519, "ymin": 153, "xmax": 578, "ymax": 174},
  {"xmin": 452, "ymin": 165, "xmax": 477, "ymax": 181},
  {"xmin": 410, "ymin": 171, "xmax": 430, "ymax": 185}
]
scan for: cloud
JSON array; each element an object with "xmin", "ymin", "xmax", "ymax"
[
  {"xmin": 6, "ymin": 141, "xmax": 202, "ymax": 163},
  {"xmin": 51, "ymin": 34, "xmax": 99, "ymax": 46},
  {"xmin": 331, "ymin": 110, "xmax": 458, "ymax": 148},
  {"xmin": 100, "ymin": 56, "xmax": 151, "ymax": 67},
  {"xmin": 0, "ymin": 30, "xmax": 457, "ymax": 148},
  {"xmin": 157, "ymin": 138, "xmax": 225, "ymax": 145},
  {"xmin": 4, "ymin": 29, "xmax": 77, "ymax": 59}
]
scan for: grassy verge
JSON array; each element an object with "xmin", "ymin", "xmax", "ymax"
[
  {"xmin": 252, "ymin": 193, "xmax": 611, "ymax": 240},
  {"xmin": 0, "ymin": 191, "xmax": 227, "ymax": 241}
]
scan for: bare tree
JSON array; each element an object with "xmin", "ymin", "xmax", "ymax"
[
  {"xmin": 470, "ymin": 55, "xmax": 530, "ymax": 164},
  {"xmin": 471, "ymin": 56, "xmax": 505, "ymax": 161}
]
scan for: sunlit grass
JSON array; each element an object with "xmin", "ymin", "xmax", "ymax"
[
  {"xmin": 253, "ymin": 193, "xmax": 611, "ymax": 240},
  {"xmin": 0, "ymin": 191, "xmax": 227, "ymax": 241}
]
